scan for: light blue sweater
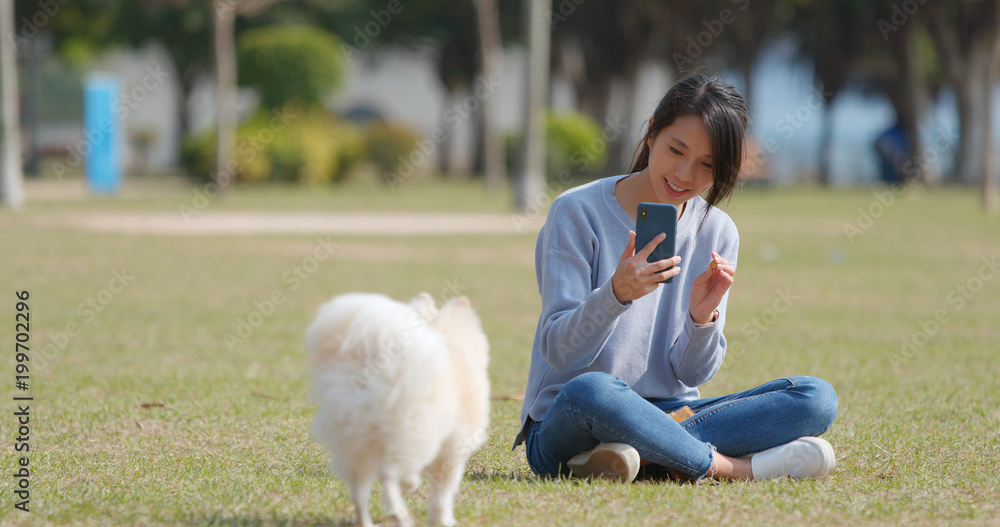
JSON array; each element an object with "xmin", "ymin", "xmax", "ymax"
[{"xmin": 513, "ymin": 174, "xmax": 739, "ymax": 448}]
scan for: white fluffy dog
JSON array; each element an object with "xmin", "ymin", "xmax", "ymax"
[{"xmin": 307, "ymin": 292, "xmax": 490, "ymax": 527}]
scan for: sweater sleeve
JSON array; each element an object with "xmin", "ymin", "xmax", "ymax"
[
  {"xmin": 668, "ymin": 225, "xmax": 739, "ymax": 387},
  {"xmin": 534, "ymin": 197, "xmax": 631, "ymax": 373}
]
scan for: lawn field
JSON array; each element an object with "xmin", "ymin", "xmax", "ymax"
[{"xmin": 0, "ymin": 179, "xmax": 998, "ymax": 526}]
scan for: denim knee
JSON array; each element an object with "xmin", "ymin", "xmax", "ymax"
[
  {"xmin": 789, "ymin": 376, "xmax": 838, "ymax": 435},
  {"xmin": 554, "ymin": 371, "xmax": 622, "ymax": 410}
]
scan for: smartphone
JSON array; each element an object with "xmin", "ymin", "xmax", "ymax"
[{"xmin": 635, "ymin": 203, "xmax": 677, "ymax": 284}]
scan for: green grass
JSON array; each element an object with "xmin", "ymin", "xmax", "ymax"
[{"xmin": 0, "ymin": 180, "xmax": 998, "ymax": 526}]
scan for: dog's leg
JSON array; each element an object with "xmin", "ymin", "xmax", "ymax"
[
  {"xmin": 425, "ymin": 453, "xmax": 466, "ymax": 527},
  {"xmin": 379, "ymin": 470, "xmax": 413, "ymax": 527},
  {"xmin": 348, "ymin": 469, "xmax": 376, "ymax": 527}
]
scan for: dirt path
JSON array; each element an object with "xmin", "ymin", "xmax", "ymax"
[{"xmin": 36, "ymin": 211, "xmax": 546, "ymax": 236}]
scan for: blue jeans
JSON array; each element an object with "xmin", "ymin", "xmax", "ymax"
[{"xmin": 524, "ymin": 372, "xmax": 838, "ymax": 480}]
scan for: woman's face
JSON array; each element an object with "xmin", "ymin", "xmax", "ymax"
[{"xmin": 644, "ymin": 114, "xmax": 715, "ymax": 207}]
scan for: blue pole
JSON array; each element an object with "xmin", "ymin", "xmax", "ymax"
[{"xmin": 83, "ymin": 77, "xmax": 121, "ymax": 194}]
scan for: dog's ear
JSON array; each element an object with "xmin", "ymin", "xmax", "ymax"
[
  {"xmin": 436, "ymin": 296, "xmax": 478, "ymax": 327},
  {"xmin": 410, "ymin": 292, "xmax": 439, "ymax": 322}
]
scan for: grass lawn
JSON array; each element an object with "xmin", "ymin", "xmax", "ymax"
[{"xmin": 0, "ymin": 179, "xmax": 998, "ymax": 526}]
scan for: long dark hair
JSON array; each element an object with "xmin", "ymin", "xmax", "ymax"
[{"xmin": 629, "ymin": 75, "xmax": 749, "ymax": 212}]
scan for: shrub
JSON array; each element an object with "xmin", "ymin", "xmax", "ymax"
[
  {"xmin": 505, "ymin": 111, "xmax": 607, "ymax": 179},
  {"xmin": 364, "ymin": 123, "xmax": 420, "ymax": 181},
  {"xmin": 237, "ymin": 25, "xmax": 345, "ymax": 110},
  {"xmin": 181, "ymin": 108, "xmax": 364, "ymax": 185}
]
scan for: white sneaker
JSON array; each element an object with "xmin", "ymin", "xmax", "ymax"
[
  {"xmin": 567, "ymin": 442, "xmax": 641, "ymax": 483},
  {"xmin": 750, "ymin": 436, "xmax": 836, "ymax": 480}
]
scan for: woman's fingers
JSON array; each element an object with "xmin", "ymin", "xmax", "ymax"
[
  {"xmin": 634, "ymin": 233, "xmax": 666, "ymax": 262},
  {"xmin": 619, "ymin": 231, "xmax": 637, "ymax": 263},
  {"xmin": 652, "ymin": 265, "xmax": 682, "ymax": 283}
]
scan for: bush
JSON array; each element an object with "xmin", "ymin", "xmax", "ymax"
[
  {"xmin": 505, "ymin": 111, "xmax": 607, "ymax": 179},
  {"xmin": 364, "ymin": 123, "xmax": 420, "ymax": 181},
  {"xmin": 181, "ymin": 108, "xmax": 364, "ymax": 185},
  {"xmin": 238, "ymin": 25, "xmax": 345, "ymax": 110}
]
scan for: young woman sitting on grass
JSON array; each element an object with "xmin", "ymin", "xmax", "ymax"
[{"xmin": 512, "ymin": 75, "xmax": 837, "ymax": 482}]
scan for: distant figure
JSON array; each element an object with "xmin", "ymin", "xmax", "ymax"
[{"xmin": 874, "ymin": 122, "xmax": 909, "ymax": 185}]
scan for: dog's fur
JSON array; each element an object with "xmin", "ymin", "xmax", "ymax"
[{"xmin": 307, "ymin": 292, "xmax": 490, "ymax": 527}]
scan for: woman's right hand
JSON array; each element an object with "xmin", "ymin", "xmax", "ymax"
[{"xmin": 611, "ymin": 231, "xmax": 682, "ymax": 304}]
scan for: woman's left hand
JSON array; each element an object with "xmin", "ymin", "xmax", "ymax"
[{"xmin": 689, "ymin": 252, "xmax": 735, "ymax": 324}]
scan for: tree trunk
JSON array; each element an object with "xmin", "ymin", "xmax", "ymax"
[
  {"xmin": 1, "ymin": 0, "xmax": 24, "ymax": 209},
  {"xmin": 515, "ymin": 0, "xmax": 551, "ymax": 210},
  {"xmin": 473, "ymin": 0, "xmax": 505, "ymax": 192},
  {"xmin": 888, "ymin": 21, "xmax": 931, "ymax": 184},
  {"xmin": 923, "ymin": 2, "xmax": 1000, "ymax": 209},
  {"xmin": 213, "ymin": 0, "xmax": 237, "ymax": 191},
  {"xmin": 953, "ymin": 64, "xmax": 990, "ymax": 187},
  {"xmin": 817, "ymin": 97, "xmax": 835, "ymax": 186}
]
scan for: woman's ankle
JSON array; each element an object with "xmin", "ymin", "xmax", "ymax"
[{"xmin": 710, "ymin": 453, "xmax": 753, "ymax": 480}]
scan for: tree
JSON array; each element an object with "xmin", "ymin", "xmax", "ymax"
[
  {"xmin": 516, "ymin": 0, "xmax": 549, "ymax": 210},
  {"xmin": 472, "ymin": 0, "xmax": 505, "ymax": 191},
  {"xmin": 923, "ymin": 0, "xmax": 1000, "ymax": 211},
  {"xmin": 790, "ymin": 0, "xmax": 877, "ymax": 185},
  {"xmin": 1, "ymin": 0, "xmax": 24, "ymax": 209},
  {"xmin": 212, "ymin": 0, "xmax": 293, "ymax": 192}
]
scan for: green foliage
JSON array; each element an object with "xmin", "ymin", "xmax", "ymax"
[
  {"xmin": 506, "ymin": 111, "xmax": 607, "ymax": 179},
  {"xmin": 237, "ymin": 25, "xmax": 345, "ymax": 110},
  {"xmin": 364, "ymin": 123, "xmax": 421, "ymax": 178},
  {"xmin": 182, "ymin": 108, "xmax": 364, "ymax": 185}
]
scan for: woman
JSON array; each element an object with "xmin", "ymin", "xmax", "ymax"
[{"xmin": 512, "ymin": 75, "xmax": 837, "ymax": 482}]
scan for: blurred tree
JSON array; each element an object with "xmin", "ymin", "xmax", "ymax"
[
  {"xmin": 473, "ymin": 0, "xmax": 505, "ymax": 191},
  {"xmin": 551, "ymin": 0, "xmax": 676, "ymax": 171},
  {"xmin": 923, "ymin": 0, "xmax": 999, "ymax": 211},
  {"xmin": 2, "ymin": 0, "xmax": 24, "ymax": 208},
  {"xmin": 237, "ymin": 25, "xmax": 345, "ymax": 109},
  {"xmin": 868, "ymin": 5, "xmax": 941, "ymax": 185},
  {"xmin": 331, "ymin": 0, "xmax": 519, "ymax": 182},
  {"xmin": 789, "ymin": 0, "xmax": 878, "ymax": 186}
]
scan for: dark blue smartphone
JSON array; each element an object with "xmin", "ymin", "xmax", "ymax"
[{"xmin": 635, "ymin": 203, "xmax": 677, "ymax": 284}]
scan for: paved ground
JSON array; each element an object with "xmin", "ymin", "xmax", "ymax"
[{"xmin": 35, "ymin": 211, "xmax": 546, "ymax": 236}]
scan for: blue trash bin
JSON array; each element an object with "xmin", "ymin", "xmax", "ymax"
[{"xmin": 83, "ymin": 77, "xmax": 122, "ymax": 194}]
